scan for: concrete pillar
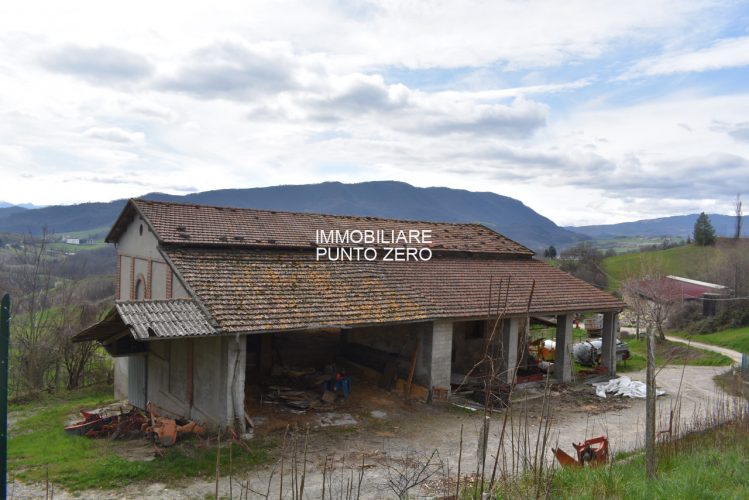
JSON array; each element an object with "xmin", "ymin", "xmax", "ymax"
[
  {"xmin": 501, "ymin": 318, "xmax": 519, "ymax": 384},
  {"xmin": 224, "ymin": 335, "xmax": 247, "ymax": 432},
  {"xmin": 554, "ymin": 314, "xmax": 574, "ymax": 383},
  {"xmin": 428, "ymin": 320, "xmax": 453, "ymax": 393},
  {"xmin": 601, "ymin": 312, "xmax": 618, "ymax": 376},
  {"xmin": 113, "ymin": 357, "xmax": 129, "ymax": 400}
]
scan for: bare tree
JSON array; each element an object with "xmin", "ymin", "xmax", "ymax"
[
  {"xmin": 736, "ymin": 194, "xmax": 743, "ymax": 240},
  {"xmin": 7, "ymin": 229, "xmax": 113, "ymax": 396},
  {"xmin": 7, "ymin": 230, "xmax": 59, "ymax": 393},
  {"xmin": 622, "ymin": 260, "xmax": 678, "ymax": 342},
  {"xmin": 53, "ymin": 282, "xmax": 104, "ymax": 390},
  {"xmin": 383, "ymin": 449, "xmax": 443, "ymax": 499}
]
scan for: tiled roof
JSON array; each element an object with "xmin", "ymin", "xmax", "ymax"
[
  {"xmin": 390, "ymin": 257, "xmax": 625, "ymax": 317},
  {"xmin": 117, "ymin": 299, "xmax": 216, "ymax": 339},
  {"xmin": 109, "ymin": 199, "xmax": 533, "ymax": 257},
  {"xmin": 166, "ymin": 248, "xmax": 439, "ymax": 332},
  {"xmin": 166, "ymin": 247, "xmax": 625, "ymax": 334}
]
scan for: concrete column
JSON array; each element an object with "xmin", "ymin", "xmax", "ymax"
[
  {"xmin": 113, "ymin": 357, "xmax": 129, "ymax": 400},
  {"xmin": 224, "ymin": 335, "xmax": 247, "ymax": 432},
  {"xmin": 428, "ymin": 320, "xmax": 453, "ymax": 393},
  {"xmin": 501, "ymin": 318, "xmax": 519, "ymax": 384},
  {"xmin": 601, "ymin": 312, "xmax": 618, "ymax": 376},
  {"xmin": 554, "ymin": 314, "xmax": 574, "ymax": 383}
]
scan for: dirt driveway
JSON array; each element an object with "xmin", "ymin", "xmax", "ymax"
[{"xmin": 10, "ymin": 365, "xmax": 735, "ymax": 499}]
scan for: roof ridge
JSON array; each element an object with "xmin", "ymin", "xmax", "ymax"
[{"xmin": 132, "ymin": 198, "xmax": 498, "ymax": 228}]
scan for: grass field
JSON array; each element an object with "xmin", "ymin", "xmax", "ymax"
[
  {"xmin": 8, "ymin": 385, "xmax": 273, "ymax": 492},
  {"xmin": 589, "ymin": 236, "xmax": 685, "ymax": 254},
  {"xmin": 613, "ymin": 337, "xmax": 732, "ymax": 373},
  {"xmin": 672, "ymin": 326, "xmax": 749, "ymax": 355},
  {"xmin": 603, "ymin": 244, "xmax": 717, "ymax": 291},
  {"xmin": 550, "ymin": 420, "xmax": 749, "ymax": 499}
]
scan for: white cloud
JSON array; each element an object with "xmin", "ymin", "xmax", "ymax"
[
  {"xmin": 38, "ymin": 44, "xmax": 153, "ymax": 84},
  {"xmin": 83, "ymin": 126, "xmax": 145, "ymax": 144},
  {"xmin": 626, "ymin": 36, "xmax": 749, "ymax": 78},
  {"xmin": 0, "ymin": 0, "xmax": 747, "ymax": 226}
]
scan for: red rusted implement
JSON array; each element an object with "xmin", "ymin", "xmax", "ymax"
[
  {"xmin": 145, "ymin": 402, "xmax": 204, "ymax": 447},
  {"xmin": 553, "ymin": 435, "xmax": 609, "ymax": 467}
]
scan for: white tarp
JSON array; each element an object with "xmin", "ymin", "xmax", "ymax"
[{"xmin": 592, "ymin": 376, "xmax": 665, "ymax": 399}]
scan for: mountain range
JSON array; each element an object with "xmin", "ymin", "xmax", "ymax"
[
  {"xmin": 569, "ymin": 214, "xmax": 740, "ymax": 239},
  {"xmin": 0, "ymin": 181, "xmax": 585, "ymax": 251},
  {"xmin": 1, "ymin": 182, "xmax": 741, "ymax": 249}
]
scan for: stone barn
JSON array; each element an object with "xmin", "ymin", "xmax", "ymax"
[{"xmin": 75, "ymin": 199, "xmax": 624, "ymax": 430}]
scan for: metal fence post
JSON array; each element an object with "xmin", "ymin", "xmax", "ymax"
[{"xmin": 1, "ymin": 293, "xmax": 11, "ymax": 498}]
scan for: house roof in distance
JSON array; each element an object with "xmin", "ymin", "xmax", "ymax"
[{"xmin": 107, "ymin": 198, "xmax": 534, "ymax": 257}]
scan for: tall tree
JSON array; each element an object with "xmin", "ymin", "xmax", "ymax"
[{"xmin": 693, "ymin": 212, "xmax": 716, "ymax": 246}]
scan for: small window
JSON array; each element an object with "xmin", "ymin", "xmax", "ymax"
[
  {"xmin": 135, "ymin": 278, "xmax": 145, "ymax": 300},
  {"xmin": 139, "ymin": 224, "xmax": 143, "ymax": 236}
]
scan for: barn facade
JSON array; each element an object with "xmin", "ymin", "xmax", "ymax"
[{"xmin": 75, "ymin": 199, "xmax": 624, "ymax": 430}]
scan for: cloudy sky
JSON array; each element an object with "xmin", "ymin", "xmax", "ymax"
[{"xmin": 1, "ymin": 1, "xmax": 748, "ymax": 225}]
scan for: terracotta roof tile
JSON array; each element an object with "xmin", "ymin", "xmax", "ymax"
[
  {"xmin": 165, "ymin": 247, "xmax": 624, "ymax": 334},
  {"xmin": 115, "ymin": 199, "xmax": 533, "ymax": 256}
]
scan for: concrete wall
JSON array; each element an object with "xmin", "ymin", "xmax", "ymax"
[
  {"xmin": 145, "ymin": 335, "xmax": 246, "ymax": 430},
  {"xmin": 451, "ymin": 320, "xmax": 489, "ymax": 374},
  {"xmin": 113, "ymin": 357, "xmax": 129, "ymax": 399},
  {"xmin": 113, "ymin": 216, "xmax": 195, "ymax": 403},
  {"xmin": 346, "ymin": 321, "xmax": 454, "ymax": 392},
  {"xmin": 427, "ymin": 321, "xmax": 453, "ymax": 390},
  {"xmin": 348, "ymin": 322, "xmax": 432, "ymax": 386},
  {"xmin": 116, "ymin": 215, "xmax": 190, "ymax": 301}
]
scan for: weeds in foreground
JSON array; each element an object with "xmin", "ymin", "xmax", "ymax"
[{"xmin": 8, "ymin": 386, "xmax": 273, "ymax": 492}]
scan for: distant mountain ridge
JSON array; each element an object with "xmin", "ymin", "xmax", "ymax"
[
  {"xmin": 0, "ymin": 201, "xmax": 43, "ymax": 209},
  {"xmin": 0, "ymin": 181, "xmax": 586, "ymax": 250},
  {"xmin": 569, "ymin": 213, "xmax": 740, "ymax": 239}
]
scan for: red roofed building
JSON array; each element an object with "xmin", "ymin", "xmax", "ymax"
[
  {"xmin": 76, "ymin": 199, "xmax": 625, "ymax": 430},
  {"xmin": 635, "ymin": 275, "xmax": 729, "ymax": 302}
]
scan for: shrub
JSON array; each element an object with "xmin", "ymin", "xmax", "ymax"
[{"xmin": 685, "ymin": 301, "xmax": 749, "ymax": 334}]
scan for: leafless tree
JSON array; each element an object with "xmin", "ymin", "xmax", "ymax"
[
  {"xmin": 7, "ymin": 228, "xmax": 113, "ymax": 396},
  {"xmin": 622, "ymin": 261, "xmax": 678, "ymax": 342},
  {"xmin": 7, "ymin": 230, "xmax": 59, "ymax": 393},
  {"xmin": 735, "ymin": 193, "xmax": 743, "ymax": 240},
  {"xmin": 383, "ymin": 449, "xmax": 444, "ymax": 499}
]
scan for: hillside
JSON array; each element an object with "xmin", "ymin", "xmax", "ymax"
[
  {"xmin": 0, "ymin": 181, "xmax": 587, "ymax": 251},
  {"xmin": 603, "ymin": 244, "xmax": 718, "ymax": 291},
  {"xmin": 570, "ymin": 213, "xmax": 739, "ymax": 239}
]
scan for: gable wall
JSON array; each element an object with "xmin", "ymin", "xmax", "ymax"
[{"xmin": 115, "ymin": 215, "xmax": 189, "ymax": 300}]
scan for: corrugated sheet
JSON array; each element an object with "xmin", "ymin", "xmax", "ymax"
[{"xmin": 116, "ymin": 299, "xmax": 217, "ymax": 339}]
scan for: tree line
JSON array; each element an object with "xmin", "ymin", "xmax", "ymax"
[{"xmin": 0, "ymin": 230, "xmax": 115, "ymax": 399}]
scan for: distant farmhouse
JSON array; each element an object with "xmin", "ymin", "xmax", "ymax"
[
  {"xmin": 634, "ymin": 275, "xmax": 730, "ymax": 316},
  {"xmin": 75, "ymin": 199, "xmax": 624, "ymax": 431}
]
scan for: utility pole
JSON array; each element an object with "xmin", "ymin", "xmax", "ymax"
[
  {"xmin": 645, "ymin": 322, "xmax": 656, "ymax": 479},
  {"xmin": 1, "ymin": 293, "xmax": 10, "ymax": 498}
]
